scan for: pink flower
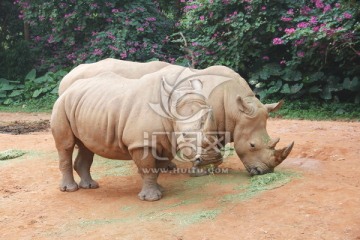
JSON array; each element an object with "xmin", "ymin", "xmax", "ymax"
[
  {"xmin": 200, "ymin": 15, "xmax": 205, "ymax": 21},
  {"xmin": 120, "ymin": 52, "xmax": 127, "ymax": 59},
  {"xmin": 343, "ymin": 12, "xmax": 352, "ymax": 19},
  {"xmin": 300, "ymin": 6, "xmax": 311, "ymax": 15},
  {"xmin": 312, "ymin": 26, "xmax": 320, "ymax": 32},
  {"xmin": 280, "ymin": 60, "xmax": 287, "ymax": 65},
  {"xmin": 323, "ymin": 4, "xmax": 331, "ymax": 13},
  {"xmin": 262, "ymin": 56, "xmax": 269, "ymax": 61},
  {"xmin": 109, "ymin": 45, "xmax": 119, "ymax": 51},
  {"xmin": 146, "ymin": 17, "xmax": 156, "ymax": 22},
  {"xmin": 261, "ymin": 6, "xmax": 266, "ymax": 11},
  {"xmin": 287, "ymin": 9, "xmax": 294, "ymax": 15},
  {"xmin": 180, "ymin": 0, "xmax": 185, "ymax": 2},
  {"xmin": 309, "ymin": 16, "xmax": 317, "ymax": 24},
  {"xmin": 34, "ymin": 36, "xmax": 41, "ymax": 42},
  {"xmin": 297, "ymin": 22, "xmax": 309, "ymax": 28},
  {"xmin": 295, "ymin": 38, "xmax": 305, "ymax": 46},
  {"xmin": 111, "ymin": 9, "xmax": 119, "ymax": 13},
  {"xmin": 137, "ymin": 27, "xmax": 144, "ymax": 32},
  {"xmin": 245, "ymin": 6, "xmax": 252, "ymax": 11},
  {"xmin": 297, "ymin": 51, "xmax": 305, "ymax": 57},
  {"xmin": 285, "ymin": 28, "xmax": 296, "ymax": 34},
  {"xmin": 93, "ymin": 49, "xmax": 103, "ymax": 56},
  {"xmin": 314, "ymin": 0, "xmax": 324, "ymax": 9},
  {"xmin": 273, "ymin": 38, "xmax": 284, "ymax": 45},
  {"xmin": 335, "ymin": 3, "xmax": 341, "ymax": 8},
  {"xmin": 281, "ymin": 16, "xmax": 293, "ymax": 22}
]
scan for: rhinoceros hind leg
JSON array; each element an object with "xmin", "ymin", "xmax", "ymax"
[
  {"xmin": 51, "ymin": 107, "xmax": 78, "ymax": 192},
  {"xmin": 131, "ymin": 148, "xmax": 163, "ymax": 201},
  {"xmin": 74, "ymin": 141, "xmax": 99, "ymax": 189},
  {"xmin": 58, "ymin": 147, "xmax": 79, "ymax": 192}
]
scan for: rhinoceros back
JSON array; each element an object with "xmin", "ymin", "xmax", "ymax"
[{"xmin": 59, "ymin": 58, "xmax": 170, "ymax": 95}]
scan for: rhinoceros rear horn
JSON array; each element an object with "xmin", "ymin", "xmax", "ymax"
[
  {"xmin": 275, "ymin": 142, "xmax": 294, "ymax": 164},
  {"xmin": 268, "ymin": 137, "xmax": 280, "ymax": 149},
  {"xmin": 265, "ymin": 100, "xmax": 284, "ymax": 113}
]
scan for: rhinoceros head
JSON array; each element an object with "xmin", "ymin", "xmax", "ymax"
[{"xmin": 233, "ymin": 96, "xmax": 294, "ymax": 175}]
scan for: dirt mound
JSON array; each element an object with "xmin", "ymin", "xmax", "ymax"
[{"xmin": 0, "ymin": 120, "xmax": 50, "ymax": 134}]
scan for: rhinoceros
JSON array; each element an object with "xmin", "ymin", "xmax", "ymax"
[
  {"xmin": 51, "ymin": 69, "xmax": 223, "ymax": 201},
  {"xmin": 59, "ymin": 59, "xmax": 294, "ymax": 177}
]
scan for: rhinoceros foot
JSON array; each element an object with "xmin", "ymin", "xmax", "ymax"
[
  {"xmin": 138, "ymin": 186, "xmax": 162, "ymax": 201},
  {"xmin": 167, "ymin": 162, "xmax": 177, "ymax": 170},
  {"xmin": 60, "ymin": 181, "xmax": 79, "ymax": 192},
  {"xmin": 79, "ymin": 179, "xmax": 99, "ymax": 189}
]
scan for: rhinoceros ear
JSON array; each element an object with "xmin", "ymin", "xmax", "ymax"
[
  {"xmin": 265, "ymin": 100, "xmax": 284, "ymax": 113},
  {"xmin": 236, "ymin": 95, "xmax": 256, "ymax": 116}
]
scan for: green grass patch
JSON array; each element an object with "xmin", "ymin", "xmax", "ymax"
[
  {"xmin": 92, "ymin": 156, "xmax": 135, "ymax": 178},
  {"xmin": 222, "ymin": 171, "xmax": 299, "ymax": 202},
  {"xmin": 0, "ymin": 149, "xmax": 26, "ymax": 160}
]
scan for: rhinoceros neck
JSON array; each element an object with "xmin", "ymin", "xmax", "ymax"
[{"xmin": 222, "ymin": 76, "xmax": 255, "ymax": 143}]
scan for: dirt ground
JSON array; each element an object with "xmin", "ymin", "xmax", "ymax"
[{"xmin": 0, "ymin": 112, "xmax": 359, "ymax": 240}]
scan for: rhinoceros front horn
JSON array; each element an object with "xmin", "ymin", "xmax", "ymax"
[{"xmin": 275, "ymin": 142, "xmax": 294, "ymax": 164}]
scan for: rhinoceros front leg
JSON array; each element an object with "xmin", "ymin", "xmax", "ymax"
[
  {"xmin": 131, "ymin": 148, "xmax": 162, "ymax": 201},
  {"xmin": 74, "ymin": 141, "xmax": 99, "ymax": 189}
]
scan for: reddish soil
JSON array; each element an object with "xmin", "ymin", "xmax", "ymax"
[{"xmin": 0, "ymin": 112, "xmax": 359, "ymax": 240}]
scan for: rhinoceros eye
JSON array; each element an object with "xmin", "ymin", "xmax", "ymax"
[{"xmin": 250, "ymin": 143, "xmax": 256, "ymax": 148}]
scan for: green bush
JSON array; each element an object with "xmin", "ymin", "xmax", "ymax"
[
  {"xmin": 15, "ymin": 0, "xmax": 177, "ymax": 72},
  {"xmin": 0, "ymin": 69, "xmax": 67, "ymax": 105},
  {"xmin": 176, "ymin": 0, "xmax": 360, "ymax": 102}
]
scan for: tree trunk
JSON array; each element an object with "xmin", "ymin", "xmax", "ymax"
[{"xmin": 24, "ymin": 22, "xmax": 30, "ymax": 41}]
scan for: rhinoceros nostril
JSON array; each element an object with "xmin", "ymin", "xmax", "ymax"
[{"xmin": 249, "ymin": 167, "xmax": 261, "ymax": 176}]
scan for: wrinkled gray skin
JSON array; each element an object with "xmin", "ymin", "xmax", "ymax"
[
  {"xmin": 58, "ymin": 59, "xmax": 294, "ymax": 177},
  {"xmin": 51, "ymin": 69, "xmax": 222, "ymax": 201}
]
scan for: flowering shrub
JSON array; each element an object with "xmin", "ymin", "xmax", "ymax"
[
  {"xmin": 16, "ymin": 0, "xmax": 176, "ymax": 72},
  {"xmin": 177, "ymin": 0, "xmax": 360, "ymax": 102}
]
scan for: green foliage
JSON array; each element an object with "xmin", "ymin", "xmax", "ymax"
[
  {"xmin": 0, "ymin": 69, "xmax": 67, "ymax": 106},
  {"xmin": 267, "ymin": 98, "xmax": 360, "ymax": 120},
  {"xmin": 15, "ymin": 0, "xmax": 177, "ymax": 72},
  {"xmin": 176, "ymin": 0, "xmax": 360, "ymax": 102}
]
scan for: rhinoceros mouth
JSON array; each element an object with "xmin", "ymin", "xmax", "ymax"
[{"xmin": 247, "ymin": 166, "xmax": 274, "ymax": 176}]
